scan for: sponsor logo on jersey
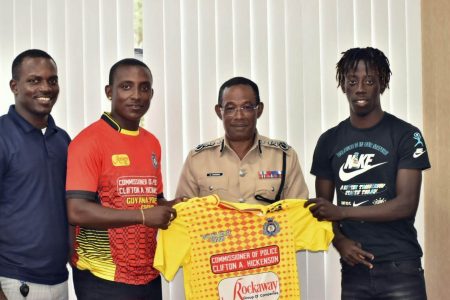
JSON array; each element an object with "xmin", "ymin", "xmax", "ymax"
[
  {"xmin": 112, "ymin": 154, "xmax": 130, "ymax": 166},
  {"xmin": 117, "ymin": 176, "xmax": 158, "ymax": 197},
  {"xmin": 201, "ymin": 229, "xmax": 231, "ymax": 243},
  {"xmin": 218, "ymin": 272, "xmax": 280, "ymax": 300},
  {"xmin": 263, "ymin": 218, "xmax": 280, "ymax": 237},
  {"xmin": 339, "ymin": 152, "xmax": 387, "ymax": 181},
  {"xmin": 413, "ymin": 132, "xmax": 424, "ymax": 147},
  {"xmin": 413, "ymin": 148, "xmax": 426, "ymax": 158},
  {"xmin": 151, "ymin": 153, "xmax": 158, "ymax": 169},
  {"xmin": 211, "ymin": 246, "xmax": 280, "ymax": 274}
]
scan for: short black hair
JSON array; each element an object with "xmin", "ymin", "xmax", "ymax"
[
  {"xmin": 217, "ymin": 76, "xmax": 260, "ymax": 105},
  {"xmin": 336, "ymin": 47, "xmax": 392, "ymax": 93},
  {"xmin": 109, "ymin": 58, "xmax": 152, "ymax": 85},
  {"xmin": 11, "ymin": 49, "xmax": 56, "ymax": 80}
]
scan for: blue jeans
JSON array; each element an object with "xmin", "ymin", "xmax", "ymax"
[
  {"xmin": 341, "ymin": 259, "xmax": 427, "ymax": 300},
  {"xmin": 72, "ymin": 267, "xmax": 162, "ymax": 300}
]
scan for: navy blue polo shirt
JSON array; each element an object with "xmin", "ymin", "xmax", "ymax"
[{"xmin": 0, "ymin": 105, "xmax": 70, "ymax": 284}]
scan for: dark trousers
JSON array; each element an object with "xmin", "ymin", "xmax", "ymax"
[
  {"xmin": 341, "ymin": 259, "xmax": 427, "ymax": 300},
  {"xmin": 72, "ymin": 267, "xmax": 162, "ymax": 300}
]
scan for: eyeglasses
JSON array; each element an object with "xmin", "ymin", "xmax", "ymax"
[{"xmin": 220, "ymin": 104, "xmax": 259, "ymax": 116}]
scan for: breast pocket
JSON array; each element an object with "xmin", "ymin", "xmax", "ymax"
[
  {"xmin": 255, "ymin": 179, "xmax": 282, "ymax": 200},
  {"xmin": 198, "ymin": 175, "xmax": 229, "ymax": 195}
]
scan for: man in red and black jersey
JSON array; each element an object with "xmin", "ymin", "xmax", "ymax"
[{"xmin": 66, "ymin": 58, "xmax": 178, "ymax": 300}]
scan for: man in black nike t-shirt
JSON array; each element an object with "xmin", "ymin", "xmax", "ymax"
[{"xmin": 306, "ymin": 47, "xmax": 430, "ymax": 300}]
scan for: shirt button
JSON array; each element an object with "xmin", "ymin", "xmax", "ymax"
[
  {"xmin": 239, "ymin": 169, "xmax": 246, "ymax": 177},
  {"xmin": 238, "ymin": 198, "xmax": 245, "ymax": 203},
  {"xmin": 209, "ymin": 186, "xmax": 214, "ymax": 191}
]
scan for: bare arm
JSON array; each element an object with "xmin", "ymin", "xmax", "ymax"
[
  {"xmin": 341, "ymin": 169, "xmax": 421, "ymax": 221},
  {"xmin": 306, "ymin": 169, "xmax": 422, "ymax": 222},
  {"xmin": 312, "ymin": 178, "xmax": 349, "ymax": 245},
  {"xmin": 0, "ymin": 288, "xmax": 6, "ymax": 300},
  {"xmin": 67, "ymin": 198, "xmax": 176, "ymax": 230},
  {"xmin": 308, "ymin": 177, "xmax": 374, "ymax": 268}
]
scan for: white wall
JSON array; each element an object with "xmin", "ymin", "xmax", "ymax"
[{"xmin": 0, "ymin": 0, "xmax": 423, "ymax": 299}]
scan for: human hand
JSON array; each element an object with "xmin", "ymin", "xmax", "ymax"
[
  {"xmin": 0, "ymin": 288, "xmax": 7, "ymax": 300},
  {"xmin": 143, "ymin": 206, "xmax": 177, "ymax": 230},
  {"xmin": 334, "ymin": 236, "xmax": 374, "ymax": 269},
  {"xmin": 304, "ymin": 197, "xmax": 345, "ymax": 221}
]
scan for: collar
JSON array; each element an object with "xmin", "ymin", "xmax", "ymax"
[
  {"xmin": 101, "ymin": 112, "xmax": 140, "ymax": 136},
  {"xmin": 7, "ymin": 105, "xmax": 58, "ymax": 134},
  {"xmin": 221, "ymin": 132, "xmax": 263, "ymax": 156}
]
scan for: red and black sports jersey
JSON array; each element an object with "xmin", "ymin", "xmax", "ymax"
[{"xmin": 66, "ymin": 113, "xmax": 163, "ymax": 285}]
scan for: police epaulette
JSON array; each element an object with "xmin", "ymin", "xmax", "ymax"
[
  {"xmin": 262, "ymin": 139, "xmax": 291, "ymax": 151},
  {"xmin": 194, "ymin": 139, "xmax": 222, "ymax": 153}
]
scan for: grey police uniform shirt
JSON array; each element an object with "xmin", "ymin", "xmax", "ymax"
[{"xmin": 176, "ymin": 133, "xmax": 309, "ymax": 205}]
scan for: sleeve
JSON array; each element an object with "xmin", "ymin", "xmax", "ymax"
[
  {"xmin": 66, "ymin": 134, "xmax": 102, "ymax": 198},
  {"xmin": 310, "ymin": 132, "xmax": 334, "ymax": 180},
  {"xmin": 283, "ymin": 148, "xmax": 309, "ymax": 199},
  {"xmin": 288, "ymin": 200, "xmax": 334, "ymax": 251},
  {"xmin": 61, "ymin": 128, "xmax": 72, "ymax": 143},
  {"xmin": 175, "ymin": 152, "xmax": 200, "ymax": 198},
  {"xmin": 397, "ymin": 127, "xmax": 431, "ymax": 170},
  {"xmin": 0, "ymin": 138, "xmax": 7, "ymax": 178},
  {"xmin": 154, "ymin": 202, "xmax": 191, "ymax": 281}
]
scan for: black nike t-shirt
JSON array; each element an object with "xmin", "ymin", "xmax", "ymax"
[{"xmin": 311, "ymin": 112, "xmax": 430, "ymax": 262}]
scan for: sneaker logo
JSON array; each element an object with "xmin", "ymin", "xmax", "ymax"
[
  {"xmin": 352, "ymin": 200, "xmax": 369, "ymax": 207},
  {"xmin": 339, "ymin": 153, "xmax": 387, "ymax": 181},
  {"xmin": 413, "ymin": 148, "xmax": 426, "ymax": 158}
]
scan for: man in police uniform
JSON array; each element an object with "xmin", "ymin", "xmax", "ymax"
[{"xmin": 176, "ymin": 76, "xmax": 308, "ymax": 204}]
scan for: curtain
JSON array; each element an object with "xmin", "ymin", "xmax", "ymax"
[{"xmin": 0, "ymin": 0, "xmax": 423, "ymax": 299}]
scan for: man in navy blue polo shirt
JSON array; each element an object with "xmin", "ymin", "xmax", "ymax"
[{"xmin": 0, "ymin": 49, "xmax": 70, "ymax": 299}]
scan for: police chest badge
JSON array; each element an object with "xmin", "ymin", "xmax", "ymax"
[
  {"xmin": 151, "ymin": 153, "xmax": 158, "ymax": 169},
  {"xmin": 258, "ymin": 170, "xmax": 285, "ymax": 179},
  {"xmin": 263, "ymin": 218, "xmax": 280, "ymax": 237}
]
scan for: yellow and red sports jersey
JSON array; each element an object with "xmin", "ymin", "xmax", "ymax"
[
  {"xmin": 66, "ymin": 113, "xmax": 163, "ymax": 285},
  {"xmin": 154, "ymin": 195, "xmax": 333, "ymax": 300}
]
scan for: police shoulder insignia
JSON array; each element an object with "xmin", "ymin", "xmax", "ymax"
[
  {"xmin": 263, "ymin": 218, "xmax": 280, "ymax": 237},
  {"xmin": 194, "ymin": 138, "xmax": 222, "ymax": 153},
  {"xmin": 264, "ymin": 139, "xmax": 291, "ymax": 152}
]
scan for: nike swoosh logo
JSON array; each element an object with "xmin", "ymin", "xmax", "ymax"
[
  {"xmin": 339, "ymin": 162, "xmax": 387, "ymax": 181},
  {"xmin": 413, "ymin": 149, "xmax": 426, "ymax": 158},
  {"xmin": 352, "ymin": 200, "xmax": 369, "ymax": 207}
]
